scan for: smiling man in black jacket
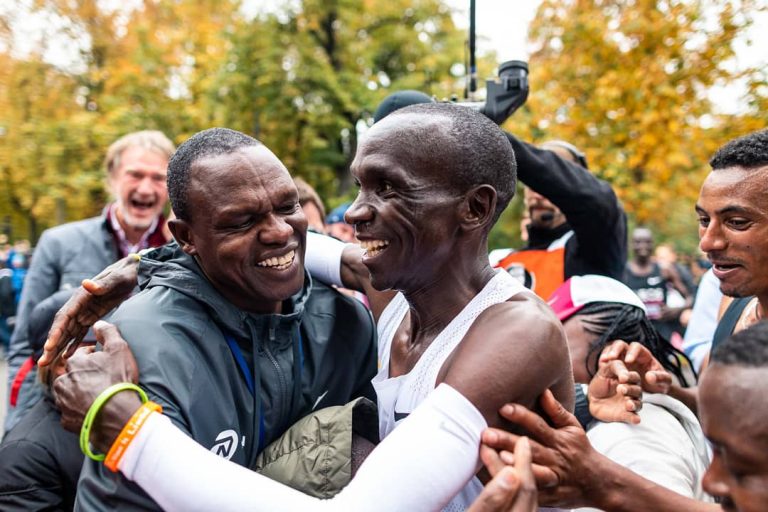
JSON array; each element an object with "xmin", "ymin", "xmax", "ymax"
[{"xmin": 73, "ymin": 128, "xmax": 377, "ymax": 511}]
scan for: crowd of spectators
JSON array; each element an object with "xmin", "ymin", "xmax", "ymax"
[{"xmin": 0, "ymin": 84, "xmax": 766, "ymax": 512}]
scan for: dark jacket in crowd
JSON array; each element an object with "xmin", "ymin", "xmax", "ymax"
[
  {"xmin": 0, "ymin": 396, "xmax": 83, "ymax": 511},
  {"xmin": 494, "ymin": 134, "xmax": 627, "ymax": 298},
  {"xmin": 76, "ymin": 243, "xmax": 378, "ymax": 510}
]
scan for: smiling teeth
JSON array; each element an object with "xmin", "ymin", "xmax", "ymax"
[
  {"xmin": 359, "ymin": 240, "xmax": 389, "ymax": 257},
  {"xmin": 257, "ymin": 250, "xmax": 295, "ymax": 269}
]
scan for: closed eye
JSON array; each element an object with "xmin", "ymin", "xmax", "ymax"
[{"xmin": 277, "ymin": 202, "xmax": 300, "ymax": 215}]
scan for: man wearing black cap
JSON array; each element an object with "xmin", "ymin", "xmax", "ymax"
[{"xmin": 373, "ymin": 90, "xmax": 627, "ymax": 300}]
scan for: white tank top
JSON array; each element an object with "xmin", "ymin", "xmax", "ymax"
[{"xmin": 372, "ymin": 270, "xmax": 526, "ymax": 512}]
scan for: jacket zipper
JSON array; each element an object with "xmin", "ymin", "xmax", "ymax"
[{"xmin": 265, "ymin": 322, "xmax": 289, "ymax": 431}]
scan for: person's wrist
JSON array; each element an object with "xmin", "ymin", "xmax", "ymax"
[
  {"xmin": 586, "ymin": 451, "xmax": 629, "ymax": 510},
  {"xmin": 567, "ymin": 445, "xmax": 615, "ymax": 508},
  {"xmin": 93, "ymin": 391, "xmax": 143, "ymax": 453}
]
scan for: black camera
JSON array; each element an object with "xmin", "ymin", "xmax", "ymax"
[{"xmin": 457, "ymin": 60, "xmax": 529, "ymax": 126}]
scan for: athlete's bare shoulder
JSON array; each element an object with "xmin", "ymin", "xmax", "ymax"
[{"xmin": 439, "ymin": 289, "xmax": 574, "ymax": 426}]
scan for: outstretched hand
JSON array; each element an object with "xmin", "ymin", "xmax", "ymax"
[
  {"xmin": 481, "ymin": 390, "xmax": 606, "ymax": 509},
  {"xmin": 600, "ymin": 340, "xmax": 673, "ymax": 395},
  {"xmin": 53, "ymin": 321, "xmax": 142, "ymax": 452},
  {"xmin": 588, "ymin": 352, "xmax": 644, "ymax": 425},
  {"xmin": 468, "ymin": 437, "xmax": 537, "ymax": 512},
  {"xmin": 39, "ymin": 255, "xmax": 140, "ymax": 367}
]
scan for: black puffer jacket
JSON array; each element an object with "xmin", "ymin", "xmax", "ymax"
[{"xmin": 76, "ymin": 244, "xmax": 377, "ymax": 510}]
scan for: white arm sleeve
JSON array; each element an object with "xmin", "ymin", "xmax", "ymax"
[
  {"xmin": 121, "ymin": 384, "xmax": 486, "ymax": 512},
  {"xmin": 304, "ymin": 231, "xmax": 347, "ymax": 288}
]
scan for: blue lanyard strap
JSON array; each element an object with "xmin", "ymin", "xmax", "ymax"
[
  {"xmin": 225, "ymin": 334, "xmax": 255, "ymax": 395},
  {"xmin": 224, "ymin": 328, "xmax": 305, "ymax": 453},
  {"xmin": 224, "ymin": 333, "xmax": 264, "ymax": 452}
]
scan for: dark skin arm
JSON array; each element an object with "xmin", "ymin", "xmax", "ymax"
[
  {"xmin": 40, "ymin": 255, "xmax": 140, "ymax": 366},
  {"xmin": 482, "ymin": 390, "xmax": 718, "ymax": 512},
  {"xmin": 438, "ymin": 294, "xmax": 575, "ymax": 429},
  {"xmin": 53, "ymin": 321, "xmax": 143, "ymax": 453}
]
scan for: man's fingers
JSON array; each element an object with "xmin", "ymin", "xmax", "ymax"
[
  {"xmin": 625, "ymin": 397, "xmax": 643, "ymax": 416},
  {"xmin": 646, "ymin": 370, "xmax": 672, "ymax": 389},
  {"xmin": 498, "ymin": 402, "xmax": 559, "ymax": 446},
  {"xmin": 513, "ymin": 437, "xmax": 538, "ymax": 510},
  {"xmin": 480, "ymin": 444, "xmax": 507, "ymax": 477},
  {"xmin": 93, "ymin": 321, "xmax": 127, "ymax": 351},
  {"xmin": 467, "ymin": 466, "xmax": 520, "ymax": 512},
  {"xmin": 539, "ymin": 389, "xmax": 580, "ymax": 429},
  {"xmin": 600, "ymin": 340, "xmax": 628, "ymax": 362},
  {"xmin": 484, "ymin": 429, "xmax": 560, "ymax": 473},
  {"xmin": 482, "ymin": 428, "xmax": 520, "ymax": 453},
  {"xmin": 625, "ymin": 341, "xmax": 654, "ymax": 366},
  {"xmin": 515, "ymin": 437, "xmax": 533, "ymax": 471},
  {"xmin": 617, "ymin": 381, "xmax": 642, "ymax": 400},
  {"xmin": 81, "ymin": 278, "xmax": 106, "ymax": 295},
  {"xmin": 603, "ymin": 359, "xmax": 631, "ymax": 383}
]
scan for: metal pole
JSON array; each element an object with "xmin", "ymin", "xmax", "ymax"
[{"xmin": 468, "ymin": 0, "xmax": 477, "ymax": 100}]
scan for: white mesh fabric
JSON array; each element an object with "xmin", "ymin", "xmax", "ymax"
[{"xmin": 373, "ymin": 270, "xmax": 527, "ymax": 511}]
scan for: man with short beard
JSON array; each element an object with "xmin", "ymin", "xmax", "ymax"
[{"xmin": 4, "ymin": 131, "xmax": 174, "ymax": 434}]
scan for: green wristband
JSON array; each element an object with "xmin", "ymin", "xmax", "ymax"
[{"xmin": 80, "ymin": 383, "xmax": 148, "ymax": 462}]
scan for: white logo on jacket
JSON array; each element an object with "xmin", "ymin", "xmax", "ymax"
[{"xmin": 211, "ymin": 429, "xmax": 239, "ymax": 460}]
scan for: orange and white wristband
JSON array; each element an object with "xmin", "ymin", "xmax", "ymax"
[{"xmin": 104, "ymin": 401, "xmax": 163, "ymax": 472}]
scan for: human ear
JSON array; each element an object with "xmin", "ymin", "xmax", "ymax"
[
  {"xmin": 169, "ymin": 219, "xmax": 197, "ymax": 256},
  {"xmin": 460, "ymin": 184, "xmax": 497, "ymax": 232}
]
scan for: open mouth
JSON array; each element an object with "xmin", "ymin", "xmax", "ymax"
[
  {"xmin": 359, "ymin": 239, "xmax": 390, "ymax": 258},
  {"xmin": 711, "ymin": 262, "xmax": 742, "ymax": 279},
  {"xmin": 130, "ymin": 198, "xmax": 156, "ymax": 212},
  {"xmin": 257, "ymin": 250, "xmax": 295, "ymax": 270}
]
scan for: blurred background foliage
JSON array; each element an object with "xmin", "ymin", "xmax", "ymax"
[{"xmin": 0, "ymin": 0, "xmax": 766, "ymax": 257}]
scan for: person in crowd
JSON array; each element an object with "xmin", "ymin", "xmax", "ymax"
[
  {"xmin": 478, "ymin": 320, "xmax": 768, "ymax": 512},
  {"xmin": 494, "ymin": 137, "xmax": 627, "ymax": 299},
  {"xmin": 623, "ymin": 226, "xmax": 693, "ymax": 342},
  {"xmin": 293, "ymin": 177, "xmax": 327, "ymax": 234},
  {"xmin": 47, "ymin": 105, "xmax": 574, "ymax": 510},
  {"xmin": 325, "ymin": 202, "xmax": 356, "ymax": 242},
  {"xmin": 4, "ymin": 130, "xmax": 175, "ymax": 434},
  {"xmin": 548, "ymin": 275, "xmax": 710, "ymax": 504},
  {"xmin": 0, "ymin": 290, "xmax": 91, "ymax": 510},
  {"xmin": 655, "ymin": 244, "xmax": 697, "ymax": 298},
  {"xmin": 697, "ymin": 128, "xmax": 768, "ymax": 356},
  {"xmin": 658, "ymin": 128, "xmax": 768, "ymax": 413},
  {"xmin": 373, "ymin": 90, "xmax": 627, "ymax": 300}
]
